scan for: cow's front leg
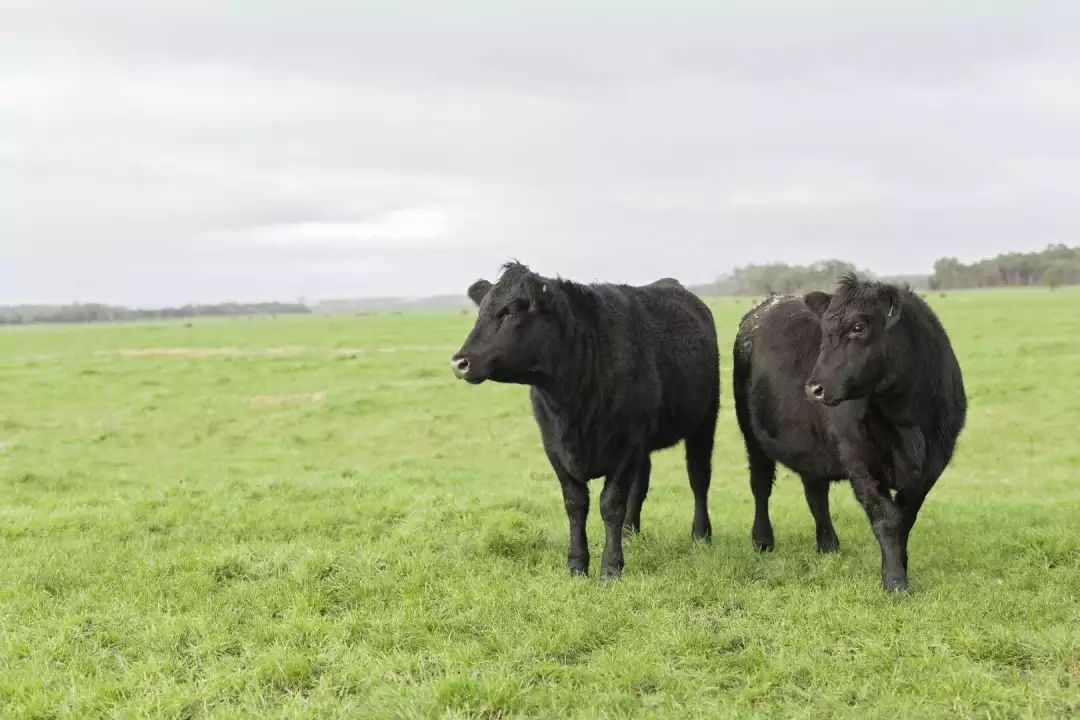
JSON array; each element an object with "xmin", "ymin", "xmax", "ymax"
[
  {"xmin": 849, "ymin": 473, "xmax": 906, "ymax": 592},
  {"xmin": 832, "ymin": 406, "xmax": 907, "ymax": 592},
  {"xmin": 556, "ymin": 472, "xmax": 590, "ymax": 576}
]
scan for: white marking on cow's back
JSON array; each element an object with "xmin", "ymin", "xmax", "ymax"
[{"xmin": 738, "ymin": 294, "xmax": 796, "ymax": 354}]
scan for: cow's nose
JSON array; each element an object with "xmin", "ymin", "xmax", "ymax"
[
  {"xmin": 805, "ymin": 382, "xmax": 825, "ymax": 402},
  {"xmin": 451, "ymin": 355, "xmax": 470, "ymax": 378}
]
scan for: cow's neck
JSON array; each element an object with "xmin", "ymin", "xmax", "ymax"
[
  {"xmin": 534, "ymin": 322, "xmax": 606, "ymax": 416},
  {"xmin": 872, "ymin": 328, "xmax": 920, "ymax": 424}
]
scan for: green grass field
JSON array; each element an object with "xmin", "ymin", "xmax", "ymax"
[{"xmin": 1, "ymin": 288, "xmax": 1079, "ymax": 719}]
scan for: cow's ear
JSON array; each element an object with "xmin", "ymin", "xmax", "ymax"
[
  {"xmin": 881, "ymin": 286, "xmax": 903, "ymax": 329},
  {"xmin": 803, "ymin": 291, "xmax": 832, "ymax": 317},
  {"xmin": 467, "ymin": 279, "xmax": 492, "ymax": 306}
]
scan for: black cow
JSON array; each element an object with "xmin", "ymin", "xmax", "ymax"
[
  {"xmin": 733, "ymin": 274, "xmax": 966, "ymax": 591},
  {"xmin": 452, "ymin": 262, "xmax": 719, "ymax": 578}
]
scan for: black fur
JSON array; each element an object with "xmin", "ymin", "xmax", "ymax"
[
  {"xmin": 733, "ymin": 276, "xmax": 967, "ymax": 591},
  {"xmin": 453, "ymin": 262, "xmax": 719, "ymax": 578}
]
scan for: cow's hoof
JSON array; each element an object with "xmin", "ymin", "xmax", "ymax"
[
  {"xmin": 752, "ymin": 533, "xmax": 775, "ymax": 553},
  {"xmin": 567, "ymin": 559, "xmax": 589, "ymax": 577},
  {"xmin": 692, "ymin": 519, "xmax": 712, "ymax": 543},
  {"xmin": 600, "ymin": 559, "xmax": 623, "ymax": 580},
  {"xmin": 882, "ymin": 574, "xmax": 909, "ymax": 593},
  {"xmin": 816, "ymin": 535, "xmax": 841, "ymax": 554}
]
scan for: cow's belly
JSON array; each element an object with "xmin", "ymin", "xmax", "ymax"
[
  {"xmin": 752, "ymin": 401, "xmax": 845, "ymax": 480},
  {"xmin": 760, "ymin": 429, "xmax": 844, "ymax": 479}
]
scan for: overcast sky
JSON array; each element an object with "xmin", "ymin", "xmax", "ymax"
[{"xmin": 2, "ymin": 1, "xmax": 1078, "ymax": 305}]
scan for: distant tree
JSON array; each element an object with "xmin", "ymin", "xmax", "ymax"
[{"xmin": 1043, "ymin": 264, "xmax": 1067, "ymax": 290}]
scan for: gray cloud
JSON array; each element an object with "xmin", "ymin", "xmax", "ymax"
[{"xmin": 2, "ymin": 0, "xmax": 1079, "ymax": 304}]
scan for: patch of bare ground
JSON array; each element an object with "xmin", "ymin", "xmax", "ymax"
[
  {"xmin": 104, "ymin": 344, "xmax": 454, "ymax": 358},
  {"xmin": 247, "ymin": 391, "xmax": 326, "ymax": 407}
]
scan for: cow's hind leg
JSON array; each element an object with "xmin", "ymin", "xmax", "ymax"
[
  {"xmin": 600, "ymin": 451, "xmax": 649, "ymax": 578},
  {"xmin": 599, "ymin": 472, "xmax": 631, "ymax": 579},
  {"xmin": 623, "ymin": 455, "xmax": 651, "ymax": 536},
  {"xmin": 685, "ymin": 402, "xmax": 717, "ymax": 542},
  {"xmin": 802, "ymin": 476, "xmax": 840, "ymax": 553},
  {"xmin": 747, "ymin": 436, "xmax": 776, "ymax": 552}
]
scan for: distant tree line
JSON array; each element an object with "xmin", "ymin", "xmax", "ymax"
[
  {"xmin": 699, "ymin": 260, "xmax": 874, "ymax": 296},
  {"xmin": 0, "ymin": 302, "xmax": 311, "ymax": 325},
  {"xmin": 729, "ymin": 260, "xmax": 869, "ymax": 295},
  {"xmin": 6, "ymin": 245, "xmax": 1076, "ymax": 325},
  {"xmin": 930, "ymin": 244, "xmax": 1080, "ymax": 290},
  {"xmin": 704, "ymin": 244, "xmax": 1080, "ymax": 298}
]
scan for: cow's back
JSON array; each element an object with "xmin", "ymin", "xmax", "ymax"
[
  {"xmin": 628, "ymin": 280, "xmax": 719, "ymax": 450},
  {"xmin": 533, "ymin": 278, "xmax": 719, "ymax": 469}
]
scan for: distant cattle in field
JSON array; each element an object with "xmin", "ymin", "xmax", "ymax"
[
  {"xmin": 452, "ymin": 262, "xmax": 719, "ymax": 578},
  {"xmin": 733, "ymin": 274, "xmax": 966, "ymax": 591}
]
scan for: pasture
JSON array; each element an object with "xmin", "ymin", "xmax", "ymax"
[{"xmin": 1, "ymin": 288, "xmax": 1078, "ymax": 719}]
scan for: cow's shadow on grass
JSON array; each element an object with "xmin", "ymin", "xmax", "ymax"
[
  {"xmin": 600, "ymin": 520, "xmax": 936, "ymax": 594},
  {"xmin": 460, "ymin": 502, "xmax": 1018, "ymax": 596}
]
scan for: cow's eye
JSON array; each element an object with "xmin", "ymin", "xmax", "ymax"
[
  {"xmin": 497, "ymin": 302, "xmax": 524, "ymax": 321},
  {"xmin": 850, "ymin": 322, "xmax": 867, "ymax": 335}
]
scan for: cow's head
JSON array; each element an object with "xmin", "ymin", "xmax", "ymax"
[
  {"xmin": 803, "ymin": 274, "xmax": 904, "ymax": 406},
  {"xmin": 451, "ymin": 262, "xmax": 561, "ymax": 385}
]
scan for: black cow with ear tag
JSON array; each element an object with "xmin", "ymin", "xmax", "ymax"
[
  {"xmin": 452, "ymin": 262, "xmax": 720, "ymax": 579},
  {"xmin": 733, "ymin": 274, "xmax": 967, "ymax": 592}
]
